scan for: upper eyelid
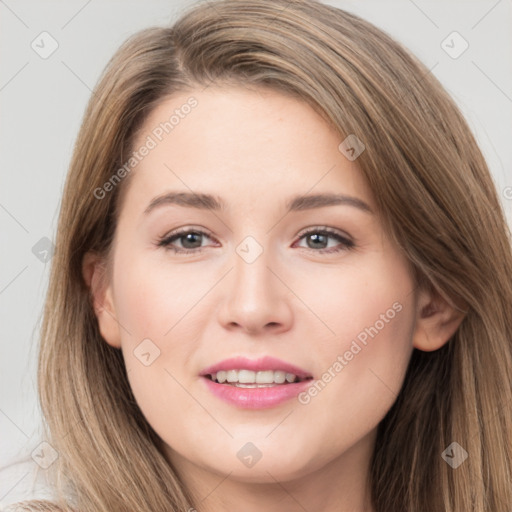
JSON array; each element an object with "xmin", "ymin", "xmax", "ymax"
[{"xmin": 296, "ymin": 226, "xmax": 352, "ymax": 240}]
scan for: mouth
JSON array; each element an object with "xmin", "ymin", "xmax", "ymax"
[{"xmin": 199, "ymin": 356, "xmax": 314, "ymax": 408}]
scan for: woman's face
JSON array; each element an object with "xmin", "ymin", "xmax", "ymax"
[{"xmin": 93, "ymin": 86, "xmax": 420, "ymax": 484}]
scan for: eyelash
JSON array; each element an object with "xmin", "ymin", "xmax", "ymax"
[{"xmin": 157, "ymin": 226, "xmax": 355, "ymax": 255}]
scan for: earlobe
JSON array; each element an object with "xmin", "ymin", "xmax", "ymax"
[
  {"xmin": 82, "ymin": 252, "xmax": 122, "ymax": 349},
  {"xmin": 412, "ymin": 285, "xmax": 466, "ymax": 352}
]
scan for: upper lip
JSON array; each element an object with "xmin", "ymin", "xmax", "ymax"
[{"xmin": 200, "ymin": 356, "xmax": 313, "ymax": 379}]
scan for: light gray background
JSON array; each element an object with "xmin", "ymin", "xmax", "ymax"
[{"xmin": 1, "ymin": 0, "xmax": 511, "ymax": 505}]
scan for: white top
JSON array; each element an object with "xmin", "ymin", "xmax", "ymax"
[{"xmin": 0, "ymin": 451, "xmax": 57, "ymax": 511}]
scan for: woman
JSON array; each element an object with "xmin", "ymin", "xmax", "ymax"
[{"xmin": 10, "ymin": 0, "xmax": 512, "ymax": 510}]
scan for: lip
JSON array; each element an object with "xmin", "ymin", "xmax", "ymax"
[
  {"xmin": 200, "ymin": 356, "xmax": 314, "ymax": 410},
  {"xmin": 200, "ymin": 356, "xmax": 313, "ymax": 380},
  {"xmin": 201, "ymin": 377, "xmax": 313, "ymax": 409}
]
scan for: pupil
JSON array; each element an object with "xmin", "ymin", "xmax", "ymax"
[
  {"xmin": 182, "ymin": 232, "xmax": 201, "ymax": 248},
  {"xmin": 308, "ymin": 233, "xmax": 327, "ymax": 249}
]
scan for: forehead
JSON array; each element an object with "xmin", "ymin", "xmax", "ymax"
[{"xmin": 123, "ymin": 86, "xmax": 374, "ymax": 214}]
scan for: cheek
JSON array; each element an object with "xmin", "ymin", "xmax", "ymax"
[
  {"xmin": 331, "ymin": 252, "xmax": 415, "ymax": 377},
  {"xmin": 293, "ymin": 253, "xmax": 416, "ymax": 455},
  {"xmin": 110, "ymin": 251, "xmax": 205, "ymax": 415},
  {"xmin": 290, "ymin": 248, "xmax": 415, "ymax": 356},
  {"xmin": 112, "ymin": 248, "xmax": 208, "ymax": 340}
]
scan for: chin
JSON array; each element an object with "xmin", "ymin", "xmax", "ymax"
[
  {"xmin": 202, "ymin": 450, "xmax": 316, "ymax": 484},
  {"xmin": 219, "ymin": 463, "xmax": 311, "ymax": 484}
]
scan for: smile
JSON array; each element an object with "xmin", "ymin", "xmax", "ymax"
[{"xmin": 200, "ymin": 356, "xmax": 314, "ymax": 409}]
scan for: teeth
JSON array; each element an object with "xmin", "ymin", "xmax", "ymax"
[
  {"xmin": 226, "ymin": 370, "xmax": 238, "ymax": 383},
  {"xmin": 239, "ymin": 369, "xmax": 256, "ymax": 383},
  {"xmin": 274, "ymin": 371, "xmax": 286, "ymax": 384},
  {"xmin": 256, "ymin": 370, "xmax": 274, "ymax": 384},
  {"xmin": 209, "ymin": 370, "xmax": 300, "ymax": 384}
]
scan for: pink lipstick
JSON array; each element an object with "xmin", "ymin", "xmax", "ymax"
[{"xmin": 200, "ymin": 356, "xmax": 314, "ymax": 409}]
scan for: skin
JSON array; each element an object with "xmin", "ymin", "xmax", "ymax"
[{"xmin": 83, "ymin": 86, "xmax": 464, "ymax": 512}]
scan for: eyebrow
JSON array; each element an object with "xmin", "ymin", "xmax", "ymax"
[{"xmin": 143, "ymin": 191, "xmax": 373, "ymax": 215}]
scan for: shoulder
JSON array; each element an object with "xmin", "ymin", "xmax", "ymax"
[
  {"xmin": 0, "ymin": 454, "xmax": 59, "ymax": 511},
  {"xmin": 1, "ymin": 500, "xmax": 68, "ymax": 511}
]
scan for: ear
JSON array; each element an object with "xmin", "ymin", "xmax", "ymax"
[
  {"xmin": 412, "ymin": 284, "xmax": 466, "ymax": 352},
  {"xmin": 82, "ymin": 252, "xmax": 121, "ymax": 349}
]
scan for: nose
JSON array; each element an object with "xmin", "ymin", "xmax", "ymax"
[{"xmin": 217, "ymin": 243, "xmax": 293, "ymax": 335}]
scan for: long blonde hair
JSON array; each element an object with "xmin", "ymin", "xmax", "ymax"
[{"xmin": 14, "ymin": 0, "xmax": 512, "ymax": 510}]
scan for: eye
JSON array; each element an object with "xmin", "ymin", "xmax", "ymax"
[
  {"xmin": 293, "ymin": 227, "xmax": 355, "ymax": 254},
  {"xmin": 157, "ymin": 226, "xmax": 355, "ymax": 255},
  {"xmin": 157, "ymin": 228, "xmax": 217, "ymax": 254}
]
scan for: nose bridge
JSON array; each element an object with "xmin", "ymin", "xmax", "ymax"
[
  {"xmin": 232, "ymin": 233, "xmax": 277, "ymax": 304},
  {"xmin": 218, "ymin": 233, "xmax": 292, "ymax": 333}
]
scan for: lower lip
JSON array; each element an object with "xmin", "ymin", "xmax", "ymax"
[{"xmin": 201, "ymin": 376, "xmax": 313, "ymax": 409}]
